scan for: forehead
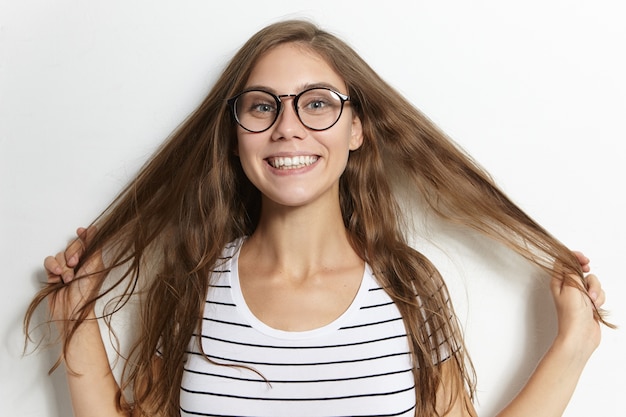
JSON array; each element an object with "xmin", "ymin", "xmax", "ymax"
[{"xmin": 245, "ymin": 43, "xmax": 347, "ymax": 93}]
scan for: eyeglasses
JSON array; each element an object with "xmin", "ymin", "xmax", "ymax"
[{"xmin": 227, "ymin": 87, "xmax": 350, "ymax": 133}]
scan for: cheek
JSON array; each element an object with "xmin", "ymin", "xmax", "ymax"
[
  {"xmin": 335, "ymin": 124, "xmax": 359, "ymax": 154},
  {"xmin": 236, "ymin": 134, "xmax": 255, "ymax": 161},
  {"xmin": 236, "ymin": 139, "xmax": 264, "ymax": 178}
]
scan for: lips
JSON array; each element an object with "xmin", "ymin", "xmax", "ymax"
[{"xmin": 266, "ymin": 155, "xmax": 319, "ymax": 169}]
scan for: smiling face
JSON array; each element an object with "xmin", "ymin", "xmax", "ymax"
[{"xmin": 235, "ymin": 43, "xmax": 363, "ymax": 210}]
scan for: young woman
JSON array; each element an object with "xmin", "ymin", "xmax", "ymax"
[{"xmin": 26, "ymin": 20, "xmax": 608, "ymax": 417}]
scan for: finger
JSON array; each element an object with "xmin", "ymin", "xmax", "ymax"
[
  {"xmin": 572, "ymin": 250, "xmax": 591, "ymax": 273},
  {"xmin": 43, "ymin": 255, "xmax": 63, "ymax": 278},
  {"xmin": 65, "ymin": 238, "xmax": 85, "ymax": 268},
  {"xmin": 76, "ymin": 227, "xmax": 87, "ymax": 246},
  {"xmin": 65, "ymin": 226, "xmax": 93, "ymax": 268},
  {"xmin": 584, "ymin": 274, "xmax": 605, "ymax": 306},
  {"xmin": 593, "ymin": 289, "xmax": 606, "ymax": 308},
  {"xmin": 80, "ymin": 225, "xmax": 99, "ymax": 248},
  {"xmin": 550, "ymin": 271, "xmax": 564, "ymax": 296},
  {"xmin": 55, "ymin": 252, "xmax": 76, "ymax": 283}
]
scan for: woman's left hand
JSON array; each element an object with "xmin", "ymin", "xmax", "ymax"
[
  {"xmin": 550, "ymin": 251, "xmax": 606, "ymax": 359},
  {"xmin": 496, "ymin": 256, "xmax": 608, "ymax": 417}
]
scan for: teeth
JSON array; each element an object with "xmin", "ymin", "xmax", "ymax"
[{"xmin": 268, "ymin": 155, "xmax": 318, "ymax": 169}]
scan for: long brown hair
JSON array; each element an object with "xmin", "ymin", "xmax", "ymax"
[{"xmin": 25, "ymin": 19, "xmax": 607, "ymax": 417}]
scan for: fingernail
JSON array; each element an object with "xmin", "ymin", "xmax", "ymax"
[
  {"xmin": 590, "ymin": 291, "xmax": 598, "ymax": 301},
  {"xmin": 54, "ymin": 267, "xmax": 62, "ymax": 275},
  {"xmin": 69, "ymin": 255, "xmax": 78, "ymax": 265}
]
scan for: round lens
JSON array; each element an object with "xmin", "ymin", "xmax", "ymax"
[
  {"xmin": 235, "ymin": 91, "xmax": 279, "ymax": 132},
  {"xmin": 297, "ymin": 89, "xmax": 344, "ymax": 131}
]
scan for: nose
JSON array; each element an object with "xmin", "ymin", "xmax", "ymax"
[{"xmin": 271, "ymin": 95, "xmax": 307, "ymax": 140}]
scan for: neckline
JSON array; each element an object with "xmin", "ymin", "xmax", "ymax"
[{"xmin": 229, "ymin": 241, "xmax": 370, "ymax": 340}]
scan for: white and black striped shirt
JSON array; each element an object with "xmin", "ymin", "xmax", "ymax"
[{"xmin": 180, "ymin": 241, "xmax": 417, "ymax": 417}]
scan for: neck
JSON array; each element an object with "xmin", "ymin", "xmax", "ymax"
[{"xmin": 243, "ymin": 196, "xmax": 359, "ymax": 277}]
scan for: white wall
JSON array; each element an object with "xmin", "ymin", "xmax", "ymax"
[{"xmin": 2, "ymin": 1, "xmax": 624, "ymax": 415}]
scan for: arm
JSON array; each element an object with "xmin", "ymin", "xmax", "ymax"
[
  {"xmin": 494, "ymin": 252, "xmax": 604, "ymax": 417},
  {"xmin": 45, "ymin": 227, "xmax": 129, "ymax": 417},
  {"xmin": 437, "ymin": 252, "xmax": 605, "ymax": 417}
]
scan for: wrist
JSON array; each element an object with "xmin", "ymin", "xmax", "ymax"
[
  {"xmin": 549, "ymin": 334, "xmax": 595, "ymax": 369},
  {"xmin": 55, "ymin": 310, "xmax": 99, "ymax": 337}
]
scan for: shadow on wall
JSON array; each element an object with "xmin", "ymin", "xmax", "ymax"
[{"xmin": 406, "ymin": 201, "xmax": 558, "ymax": 415}]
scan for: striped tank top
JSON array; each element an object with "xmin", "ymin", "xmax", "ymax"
[{"xmin": 180, "ymin": 240, "xmax": 417, "ymax": 417}]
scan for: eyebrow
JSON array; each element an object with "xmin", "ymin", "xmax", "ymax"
[{"xmin": 242, "ymin": 82, "xmax": 347, "ymax": 95}]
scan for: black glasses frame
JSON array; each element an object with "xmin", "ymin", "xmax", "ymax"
[{"xmin": 227, "ymin": 87, "xmax": 351, "ymax": 133}]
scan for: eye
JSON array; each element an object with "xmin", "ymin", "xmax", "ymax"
[
  {"xmin": 250, "ymin": 102, "xmax": 276, "ymax": 114},
  {"xmin": 237, "ymin": 91, "xmax": 278, "ymax": 118},
  {"xmin": 300, "ymin": 96, "xmax": 336, "ymax": 113},
  {"xmin": 304, "ymin": 99, "xmax": 328, "ymax": 110},
  {"xmin": 298, "ymin": 89, "xmax": 341, "ymax": 114}
]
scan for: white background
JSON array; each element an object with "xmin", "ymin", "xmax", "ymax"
[{"xmin": 1, "ymin": 1, "xmax": 625, "ymax": 416}]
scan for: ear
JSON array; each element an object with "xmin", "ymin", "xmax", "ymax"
[{"xmin": 349, "ymin": 115, "xmax": 364, "ymax": 151}]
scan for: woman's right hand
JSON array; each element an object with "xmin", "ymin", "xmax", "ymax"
[
  {"xmin": 44, "ymin": 226, "xmax": 104, "ymax": 323},
  {"xmin": 43, "ymin": 227, "xmax": 129, "ymax": 417}
]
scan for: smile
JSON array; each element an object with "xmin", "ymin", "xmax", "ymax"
[{"xmin": 267, "ymin": 155, "xmax": 319, "ymax": 169}]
